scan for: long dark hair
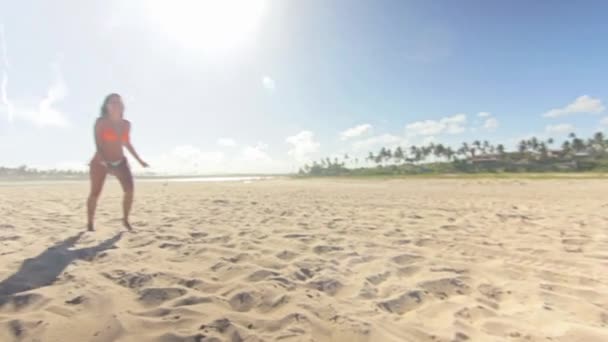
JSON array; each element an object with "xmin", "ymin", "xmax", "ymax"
[{"xmin": 100, "ymin": 93, "xmax": 122, "ymax": 118}]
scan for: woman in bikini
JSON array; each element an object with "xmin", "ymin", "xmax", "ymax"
[{"xmin": 87, "ymin": 93, "xmax": 148, "ymax": 232}]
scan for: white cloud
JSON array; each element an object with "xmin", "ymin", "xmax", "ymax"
[
  {"xmin": 217, "ymin": 138, "xmax": 238, "ymax": 147},
  {"xmin": 0, "ymin": 32, "xmax": 69, "ymax": 127},
  {"xmin": 33, "ymin": 65, "xmax": 69, "ymax": 127},
  {"xmin": 340, "ymin": 123, "xmax": 372, "ymax": 141},
  {"xmin": 0, "ymin": 70, "xmax": 13, "ymax": 122},
  {"xmin": 151, "ymin": 145, "xmax": 226, "ymax": 174},
  {"xmin": 352, "ymin": 134, "xmax": 407, "ymax": 152},
  {"xmin": 262, "ymin": 76, "xmax": 275, "ymax": 91},
  {"xmin": 483, "ymin": 117, "xmax": 499, "ymax": 131},
  {"xmin": 600, "ymin": 117, "xmax": 608, "ymax": 127},
  {"xmin": 543, "ymin": 95, "xmax": 605, "ymax": 118},
  {"xmin": 478, "ymin": 112, "xmax": 491, "ymax": 118},
  {"xmin": 0, "ymin": 24, "xmax": 14, "ymax": 122},
  {"xmin": 405, "ymin": 113, "xmax": 467, "ymax": 136},
  {"xmin": 0, "ymin": 24, "xmax": 8, "ymax": 68},
  {"xmin": 234, "ymin": 143, "xmax": 289, "ymax": 173},
  {"xmin": 149, "ymin": 143, "xmax": 289, "ymax": 175},
  {"xmin": 421, "ymin": 136, "xmax": 437, "ymax": 146},
  {"xmin": 240, "ymin": 143, "xmax": 271, "ymax": 162},
  {"xmin": 545, "ymin": 123, "xmax": 575, "ymax": 135},
  {"xmin": 286, "ymin": 130, "xmax": 320, "ymax": 163}
]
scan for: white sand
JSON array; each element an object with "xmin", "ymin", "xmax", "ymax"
[{"xmin": 0, "ymin": 179, "xmax": 607, "ymax": 341}]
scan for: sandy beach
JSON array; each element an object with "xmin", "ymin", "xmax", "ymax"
[{"xmin": 0, "ymin": 179, "xmax": 607, "ymax": 342}]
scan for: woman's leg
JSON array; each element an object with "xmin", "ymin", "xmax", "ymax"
[
  {"xmin": 114, "ymin": 162, "xmax": 134, "ymax": 231},
  {"xmin": 87, "ymin": 161, "xmax": 107, "ymax": 231}
]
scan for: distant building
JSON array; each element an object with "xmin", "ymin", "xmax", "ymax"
[
  {"xmin": 548, "ymin": 149, "xmax": 568, "ymax": 158},
  {"xmin": 573, "ymin": 152, "xmax": 590, "ymax": 158},
  {"xmin": 468, "ymin": 155, "xmax": 501, "ymax": 165}
]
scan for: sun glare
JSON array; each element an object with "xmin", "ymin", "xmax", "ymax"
[{"xmin": 144, "ymin": 0, "xmax": 267, "ymax": 55}]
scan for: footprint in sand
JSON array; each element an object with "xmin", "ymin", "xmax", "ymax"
[
  {"xmin": 313, "ymin": 245, "xmax": 344, "ymax": 254},
  {"xmin": 0, "ymin": 236, "xmax": 20, "ymax": 242},
  {"xmin": 366, "ymin": 271, "xmax": 391, "ymax": 286},
  {"xmin": 0, "ymin": 293, "xmax": 49, "ymax": 312},
  {"xmin": 229, "ymin": 292, "xmax": 256, "ymax": 312},
  {"xmin": 247, "ymin": 270, "xmax": 280, "ymax": 282},
  {"xmin": 359, "ymin": 283, "xmax": 378, "ymax": 299},
  {"xmin": 419, "ymin": 277, "xmax": 472, "ymax": 300},
  {"xmin": 65, "ymin": 295, "xmax": 87, "ymax": 305},
  {"xmin": 392, "ymin": 254, "xmax": 423, "ymax": 265},
  {"xmin": 455, "ymin": 305, "xmax": 497, "ymax": 323},
  {"xmin": 378, "ymin": 290, "xmax": 426, "ymax": 315},
  {"xmin": 198, "ymin": 318, "xmax": 245, "ymax": 341},
  {"xmin": 276, "ymin": 250, "xmax": 298, "ymax": 261},
  {"xmin": 158, "ymin": 242, "xmax": 183, "ymax": 250},
  {"xmin": 137, "ymin": 287, "xmax": 187, "ymax": 307},
  {"xmin": 102, "ymin": 270, "xmax": 154, "ymax": 289},
  {"xmin": 173, "ymin": 296, "xmax": 213, "ymax": 307},
  {"xmin": 156, "ymin": 332, "xmax": 209, "ymax": 342},
  {"xmin": 1, "ymin": 319, "xmax": 44, "ymax": 341},
  {"xmin": 308, "ymin": 279, "xmax": 343, "ymax": 296},
  {"xmin": 189, "ymin": 232, "xmax": 208, "ymax": 239}
]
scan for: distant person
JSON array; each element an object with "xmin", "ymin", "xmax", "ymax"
[{"xmin": 87, "ymin": 93, "xmax": 148, "ymax": 232}]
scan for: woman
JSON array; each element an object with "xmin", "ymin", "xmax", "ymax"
[{"xmin": 87, "ymin": 93, "xmax": 148, "ymax": 232}]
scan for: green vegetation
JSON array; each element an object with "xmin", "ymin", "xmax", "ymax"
[
  {"xmin": 0, "ymin": 165, "xmax": 87, "ymax": 180},
  {"xmin": 298, "ymin": 132, "xmax": 608, "ymax": 177}
]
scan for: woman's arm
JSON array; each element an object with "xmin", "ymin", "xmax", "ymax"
[
  {"xmin": 126, "ymin": 143, "xmax": 148, "ymax": 167},
  {"xmin": 124, "ymin": 121, "xmax": 149, "ymax": 167},
  {"xmin": 94, "ymin": 118, "xmax": 110, "ymax": 164}
]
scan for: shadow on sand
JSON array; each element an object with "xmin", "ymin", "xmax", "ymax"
[{"xmin": 0, "ymin": 231, "xmax": 123, "ymax": 298}]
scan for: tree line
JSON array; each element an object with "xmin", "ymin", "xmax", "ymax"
[
  {"xmin": 0, "ymin": 165, "xmax": 86, "ymax": 178},
  {"xmin": 300, "ymin": 132, "xmax": 608, "ymax": 176}
]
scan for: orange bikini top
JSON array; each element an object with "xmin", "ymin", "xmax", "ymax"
[{"xmin": 99, "ymin": 121, "xmax": 130, "ymax": 143}]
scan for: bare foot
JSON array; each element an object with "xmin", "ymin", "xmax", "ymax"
[
  {"xmin": 123, "ymin": 218, "xmax": 133, "ymax": 232},
  {"xmin": 87, "ymin": 223, "xmax": 95, "ymax": 232}
]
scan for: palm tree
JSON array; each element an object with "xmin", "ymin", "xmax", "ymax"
[
  {"xmin": 445, "ymin": 147, "xmax": 456, "ymax": 161},
  {"xmin": 409, "ymin": 146, "xmax": 419, "ymax": 164},
  {"xmin": 458, "ymin": 142, "xmax": 470, "ymax": 159},
  {"xmin": 367, "ymin": 152, "xmax": 375, "ymax": 165},
  {"xmin": 470, "ymin": 146, "xmax": 477, "ymax": 158},
  {"xmin": 375, "ymin": 148, "xmax": 385, "ymax": 166},
  {"xmin": 412, "ymin": 146, "xmax": 423, "ymax": 164},
  {"xmin": 529, "ymin": 137, "xmax": 540, "ymax": 153},
  {"xmin": 421, "ymin": 145, "xmax": 433, "ymax": 162},
  {"xmin": 518, "ymin": 140, "xmax": 528, "ymax": 157},
  {"xmin": 473, "ymin": 140, "xmax": 482, "ymax": 153},
  {"xmin": 572, "ymin": 138, "xmax": 586, "ymax": 153},
  {"xmin": 385, "ymin": 148, "xmax": 393, "ymax": 165},
  {"xmin": 482, "ymin": 140, "xmax": 491, "ymax": 155},
  {"xmin": 434, "ymin": 144, "xmax": 446, "ymax": 160},
  {"xmin": 562, "ymin": 141, "xmax": 572, "ymax": 155},
  {"xmin": 378, "ymin": 147, "xmax": 387, "ymax": 164},
  {"xmin": 593, "ymin": 131, "xmax": 605, "ymax": 146},
  {"xmin": 394, "ymin": 147, "xmax": 405, "ymax": 164},
  {"xmin": 539, "ymin": 142, "xmax": 549, "ymax": 160},
  {"xmin": 592, "ymin": 132, "xmax": 606, "ymax": 157},
  {"xmin": 497, "ymin": 144, "xmax": 506, "ymax": 160}
]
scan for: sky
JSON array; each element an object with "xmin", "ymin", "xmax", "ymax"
[{"xmin": 1, "ymin": 0, "xmax": 608, "ymax": 174}]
